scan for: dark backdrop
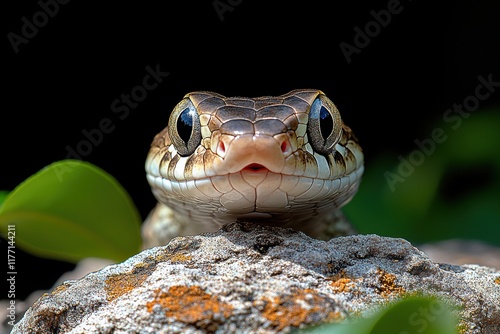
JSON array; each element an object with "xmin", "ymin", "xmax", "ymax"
[{"xmin": 3, "ymin": 0, "xmax": 500, "ymax": 299}]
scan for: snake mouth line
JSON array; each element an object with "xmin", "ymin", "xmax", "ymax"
[
  {"xmin": 242, "ymin": 163, "xmax": 268, "ymax": 172},
  {"xmin": 148, "ymin": 165, "xmax": 364, "ymax": 184}
]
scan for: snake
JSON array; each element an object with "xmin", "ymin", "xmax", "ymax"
[{"xmin": 142, "ymin": 89, "xmax": 364, "ymax": 247}]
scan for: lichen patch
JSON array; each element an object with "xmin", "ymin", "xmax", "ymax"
[
  {"xmin": 146, "ymin": 286, "xmax": 233, "ymax": 330},
  {"xmin": 168, "ymin": 253, "xmax": 193, "ymax": 263},
  {"xmin": 494, "ymin": 277, "xmax": 500, "ymax": 285},
  {"xmin": 105, "ymin": 266, "xmax": 150, "ymax": 302},
  {"xmin": 260, "ymin": 288, "xmax": 341, "ymax": 331},
  {"xmin": 51, "ymin": 284, "xmax": 69, "ymax": 295},
  {"xmin": 375, "ymin": 269, "xmax": 406, "ymax": 297},
  {"xmin": 328, "ymin": 269, "xmax": 362, "ymax": 293},
  {"xmin": 149, "ymin": 250, "xmax": 193, "ymax": 264}
]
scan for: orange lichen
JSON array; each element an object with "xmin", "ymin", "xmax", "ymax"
[
  {"xmin": 148, "ymin": 250, "xmax": 193, "ymax": 264},
  {"xmin": 105, "ymin": 267, "xmax": 149, "ymax": 302},
  {"xmin": 329, "ymin": 269, "xmax": 362, "ymax": 293},
  {"xmin": 168, "ymin": 253, "xmax": 192, "ymax": 263},
  {"xmin": 375, "ymin": 269, "xmax": 405, "ymax": 297},
  {"xmin": 495, "ymin": 277, "xmax": 500, "ymax": 285},
  {"xmin": 260, "ymin": 288, "xmax": 340, "ymax": 331},
  {"xmin": 146, "ymin": 286, "xmax": 233, "ymax": 328},
  {"xmin": 330, "ymin": 277, "xmax": 356, "ymax": 293},
  {"xmin": 51, "ymin": 284, "xmax": 69, "ymax": 295}
]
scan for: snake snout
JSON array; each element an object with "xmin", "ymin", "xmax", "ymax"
[{"xmin": 221, "ymin": 134, "xmax": 289, "ymax": 174}]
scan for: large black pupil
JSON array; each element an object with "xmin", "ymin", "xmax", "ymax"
[
  {"xmin": 319, "ymin": 106, "xmax": 333, "ymax": 139},
  {"xmin": 177, "ymin": 108, "xmax": 193, "ymax": 144}
]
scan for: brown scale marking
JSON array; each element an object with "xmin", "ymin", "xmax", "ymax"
[
  {"xmin": 216, "ymin": 106, "xmax": 257, "ymax": 122},
  {"xmin": 338, "ymin": 126, "xmax": 352, "ymax": 146},
  {"xmin": 329, "ymin": 151, "xmax": 346, "ymax": 176},
  {"xmin": 167, "ymin": 154, "xmax": 181, "ymax": 180},
  {"xmin": 158, "ymin": 150, "xmax": 172, "ymax": 175},
  {"xmin": 183, "ymin": 155, "xmax": 195, "ymax": 180},
  {"xmin": 187, "ymin": 92, "xmax": 224, "ymax": 107},
  {"xmin": 203, "ymin": 150, "xmax": 218, "ymax": 170},
  {"xmin": 220, "ymin": 119, "xmax": 255, "ymax": 136},
  {"xmin": 201, "ymin": 137, "xmax": 211, "ymax": 151},
  {"xmin": 208, "ymin": 112, "xmax": 223, "ymax": 131},
  {"xmin": 283, "ymin": 95, "xmax": 311, "ymax": 112},
  {"xmin": 293, "ymin": 90, "xmax": 322, "ymax": 105},
  {"xmin": 304, "ymin": 151, "xmax": 318, "ymax": 168},
  {"xmin": 184, "ymin": 149, "xmax": 206, "ymax": 179},
  {"xmin": 193, "ymin": 96, "xmax": 226, "ymax": 112},
  {"xmin": 284, "ymin": 130, "xmax": 298, "ymax": 152},
  {"xmin": 256, "ymin": 105, "xmax": 296, "ymax": 121},
  {"xmin": 282, "ymin": 114, "xmax": 299, "ymax": 131},
  {"xmin": 343, "ymin": 148, "xmax": 357, "ymax": 174},
  {"xmin": 342, "ymin": 124, "xmax": 359, "ymax": 143},
  {"xmin": 254, "ymin": 119, "xmax": 288, "ymax": 136},
  {"xmin": 293, "ymin": 150, "xmax": 314, "ymax": 175},
  {"xmin": 255, "ymin": 97, "xmax": 284, "ymax": 110},
  {"xmin": 208, "ymin": 130, "xmax": 221, "ymax": 154},
  {"xmin": 224, "ymin": 97, "xmax": 255, "ymax": 108}
]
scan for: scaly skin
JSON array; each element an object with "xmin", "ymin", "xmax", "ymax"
[{"xmin": 143, "ymin": 89, "xmax": 364, "ymax": 247}]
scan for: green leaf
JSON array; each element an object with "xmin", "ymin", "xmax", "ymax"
[
  {"xmin": 0, "ymin": 160, "xmax": 142, "ymax": 263},
  {"xmin": 300, "ymin": 296, "xmax": 458, "ymax": 334},
  {"xmin": 0, "ymin": 190, "xmax": 9, "ymax": 207}
]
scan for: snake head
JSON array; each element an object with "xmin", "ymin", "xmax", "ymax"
[{"xmin": 145, "ymin": 89, "xmax": 363, "ymax": 228}]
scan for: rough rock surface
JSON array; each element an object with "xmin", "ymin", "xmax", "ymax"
[
  {"xmin": 12, "ymin": 222, "xmax": 500, "ymax": 334},
  {"xmin": 1, "ymin": 258, "xmax": 112, "ymax": 333}
]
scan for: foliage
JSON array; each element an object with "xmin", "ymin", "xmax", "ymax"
[
  {"xmin": 0, "ymin": 160, "xmax": 142, "ymax": 263},
  {"xmin": 299, "ymin": 296, "xmax": 458, "ymax": 334},
  {"xmin": 344, "ymin": 109, "xmax": 500, "ymax": 246}
]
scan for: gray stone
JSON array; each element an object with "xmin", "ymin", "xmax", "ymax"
[
  {"xmin": 1, "ymin": 257, "xmax": 113, "ymax": 333},
  {"xmin": 12, "ymin": 222, "xmax": 500, "ymax": 333}
]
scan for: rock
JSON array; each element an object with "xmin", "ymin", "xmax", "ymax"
[
  {"xmin": 12, "ymin": 222, "xmax": 500, "ymax": 333},
  {"xmin": 1, "ymin": 258, "xmax": 113, "ymax": 332}
]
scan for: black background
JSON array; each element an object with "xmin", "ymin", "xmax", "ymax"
[{"xmin": 2, "ymin": 0, "xmax": 500, "ymax": 300}]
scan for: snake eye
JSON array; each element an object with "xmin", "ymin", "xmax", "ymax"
[
  {"xmin": 307, "ymin": 95, "xmax": 342, "ymax": 155},
  {"xmin": 169, "ymin": 98, "xmax": 201, "ymax": 156}
]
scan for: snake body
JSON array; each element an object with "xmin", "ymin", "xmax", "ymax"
[{"xmin": 143, "ymin": 89, "xmax": 364, "ymax": 246}]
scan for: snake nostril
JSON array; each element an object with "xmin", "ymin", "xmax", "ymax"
[
  {"xmin": 218, "ymin": 141, "xmax": 226, "ymax": 155},
  {"xmin": 281, "ymin": 141, "xmax": 287, "ymax": 152},
  {"xmin": 281, "ymin": 140, "xmax": 291, "ymax": 155}
]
